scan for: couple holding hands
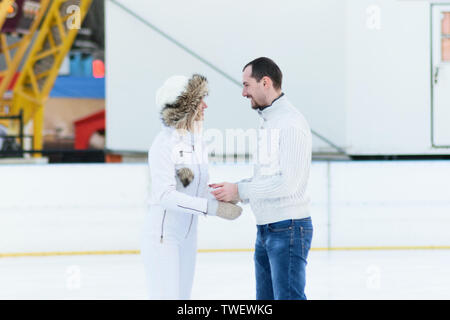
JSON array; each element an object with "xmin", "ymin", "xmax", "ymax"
[{"xmin": 141, "ymin": 57, "xmax": 313, "ymax": 300}]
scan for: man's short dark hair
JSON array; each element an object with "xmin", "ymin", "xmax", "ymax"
[{"xmin": 243, "ymin": 57, "xmax": 283, "ymax": 90}]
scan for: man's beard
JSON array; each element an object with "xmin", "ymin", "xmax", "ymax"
[{"xmin": 250, "ymin": 97, "xmax": 264, "ymax": 110}]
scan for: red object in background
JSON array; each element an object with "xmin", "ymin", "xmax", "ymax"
[
  {"xmin": 105, "ymin": 154, "xmax": 122, "ymax": 163},
  {"xmin": 92, "ymin": 59, "xmax": 105, "ymax": 78},
  {"xmin": 74, "ymin": 109, "xmax": 105, "ymax": 150}
]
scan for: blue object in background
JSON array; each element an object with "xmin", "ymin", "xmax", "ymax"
[
  {"xmin": 82, "ymin": 55, "xmax": 93, "ymax": 77},
  {"xmin": 70, "ymin": 52, "xmax": 94, "ymax": 77},
  {"xmin": 50, "ymin": 76, "xmax": 105, "ymax": 99},
  {"xmin": 70, "ymin": 52, "xmax": 83, "ymax": 77}
]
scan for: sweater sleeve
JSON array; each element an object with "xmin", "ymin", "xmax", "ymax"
[
  {"xmin": 149, "ymin": 138, "xmax": 208, "ymax": 216},
  {"xmin": 235, "ymin": 177, "xmax": 252, "ymax": 204},
  {"xmin": 238, "ymin": 127, "xmax": 311, "ymax": 200}
]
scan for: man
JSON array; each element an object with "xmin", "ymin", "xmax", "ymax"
[{"xmin": 210, "ymin": 57, "xmax": 313, "ymax": 300}]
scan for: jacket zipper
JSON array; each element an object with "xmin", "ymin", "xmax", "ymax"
[
  {"xmin": 185, "ymin": 167, "xmax": 200, "ymax": 239},
  {"xmin": 185, "ymin": 139, "xmax": 201, "ymax": 239},
  {"xmin": 160, "ymin": 210, "xmax": 167, "ymax": 243},
  {"xmin": 185, "ymin": 215, "xmax": 194, "ymax": 239}
]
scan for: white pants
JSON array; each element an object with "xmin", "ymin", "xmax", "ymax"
[{"xmin": 141, "ymin": 210, "xmax": 198, "ymax": 300}]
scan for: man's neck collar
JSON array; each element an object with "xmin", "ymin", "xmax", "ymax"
[{"xmin": 257, "ymin": 92, "xmax": 284, "ymax": 111}]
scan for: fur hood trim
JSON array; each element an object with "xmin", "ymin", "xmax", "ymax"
[{"xmin": 158, "ymin": 74, "xmax": 208, "ymax": 129}]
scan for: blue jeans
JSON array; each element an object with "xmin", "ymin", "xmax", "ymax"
[{"xmin": 254, "ymin": 217, "xmax": 313, "ymax": 300}]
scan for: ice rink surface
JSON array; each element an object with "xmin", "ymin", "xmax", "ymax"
[{"xmin": 1, "ymin": 249, "xmax": 450, "ymax": 300}]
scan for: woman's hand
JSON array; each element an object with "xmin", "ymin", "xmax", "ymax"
[{"xmin": 207, "ymin": 198, "xmax": 242, "ymax": 220}]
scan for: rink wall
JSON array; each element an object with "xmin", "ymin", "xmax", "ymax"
[{"xmin": 1, "ymin": 160, "xmax": 450, "ymax": 256}]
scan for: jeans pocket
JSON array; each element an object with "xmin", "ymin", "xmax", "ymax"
[
  {"xmin": 268, "ymin": 219, "xmax": 294, "ymax": 232},
  {"xmin": 300, "ymin": 226, "xmax": 313, "ymax": 261}
]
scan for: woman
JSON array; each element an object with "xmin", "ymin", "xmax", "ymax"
[{"xmin": 141, "ymin": 74, "xmax": 242, "ymax": 300}]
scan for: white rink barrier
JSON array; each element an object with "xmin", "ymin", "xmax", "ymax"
[{"xmin": 1, "ymin": 161, "xmax": 450, "ymax": 255}]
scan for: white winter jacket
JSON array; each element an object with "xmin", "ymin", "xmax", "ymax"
[{"xmin": 146, "ymin": 126, "xmax": 210, "ymax": 243}]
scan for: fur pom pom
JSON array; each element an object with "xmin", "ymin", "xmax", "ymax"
[{"xmin": 176, "ymin": 167, "xmax": 194, "ymax": 187}]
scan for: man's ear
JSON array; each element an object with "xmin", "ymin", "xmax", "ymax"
[{"xmin": 262, "ymin": 76, "xmax": 272, "ymax": 88}]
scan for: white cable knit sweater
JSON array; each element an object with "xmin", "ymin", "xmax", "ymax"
[{"xmin": 237, "ymin": 94, "xmax": 312, "ymax": 225}]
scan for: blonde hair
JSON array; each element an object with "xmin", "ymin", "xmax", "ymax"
[{"xmin": 176, "ymin": 102, "xmax": 203, "ymax": 132}]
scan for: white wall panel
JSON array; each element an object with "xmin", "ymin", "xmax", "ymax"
[
  {"xmin": 1, "ymin": 161, "xmax": 450, "ymax": 254},
  {"xmin": 105, "ymin": 0, "xmax": 347, "ymax": 153},
  {"xmin": 345, "ymin": 0, "xmax": 432, "ymax": 155},
  {"xmin": 329, "ymin": 161, "xmax": 450, "ymax": 247},
  {"xmin": 106, "ymin": 0, "xmax": 450, "ymax": 155}
]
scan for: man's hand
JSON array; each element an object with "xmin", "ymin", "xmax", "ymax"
[{"xmin": 209, "ymin": 182, "xmax": 239, "ymax": 203}]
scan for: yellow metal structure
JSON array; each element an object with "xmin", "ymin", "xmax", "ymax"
[
  {"xmin": 10, "ymin": 0, "xmax": 92, "ymax": 154},
  {"xmin": 0, "ymin": 0, "xmax": 13, "ymax": 126},
  {"xmin": 0, "ymin": 0, "xmax": 51, "ymax": 111}
]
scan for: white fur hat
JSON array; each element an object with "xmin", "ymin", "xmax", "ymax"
[{"xmin": 155, "ymin": 75, "xmax": 189, "ymax": 108}]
